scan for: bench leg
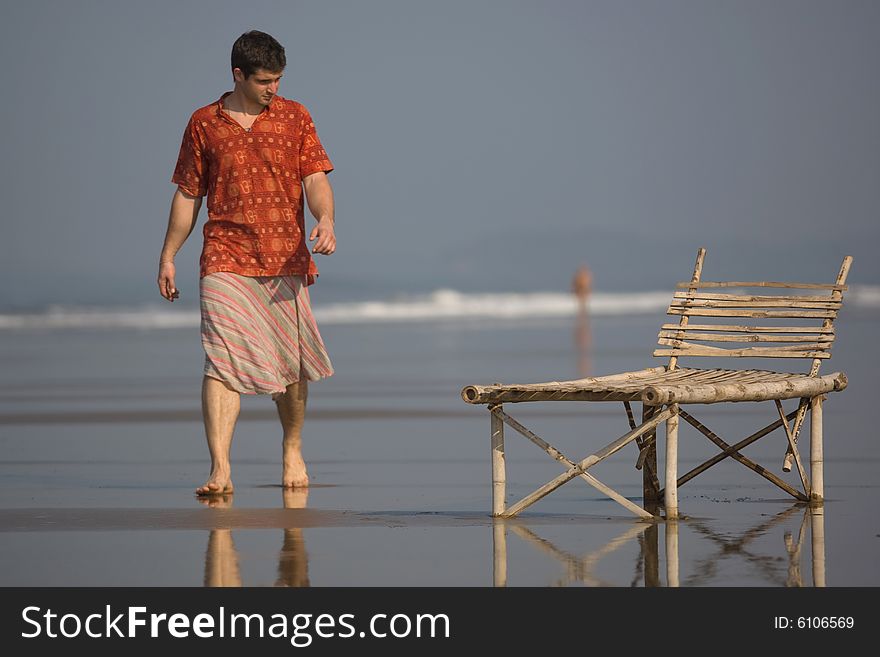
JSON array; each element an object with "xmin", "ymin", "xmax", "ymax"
[
  {"xmin": 491, "ymin": 406, "xmax": 506, "ymax": 516},
  {"xmin": 642, "ymin": 404, "xmax": 660, "ymax": 511},
  {"xmin": 665, "ymin": 404, "xmax": 680, "ymax": 519},
  {"xmin": 810, "ymin": 395, "xmax": 824, "ymax": 505}
]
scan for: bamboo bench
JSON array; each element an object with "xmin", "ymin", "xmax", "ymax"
[{"xmin": 461, "ymin": 248, "xmax": 852, "ymax": 519}]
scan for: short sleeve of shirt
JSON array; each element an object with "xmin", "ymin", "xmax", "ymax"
[
  {"xmin": 299, "ymin": 106, "xmax": 334, "ymax": 178},
  {"xmin": 171, "ymin": 116, "xmax": 208, "ymax": 197}
]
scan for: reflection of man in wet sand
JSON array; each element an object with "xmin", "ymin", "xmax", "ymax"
[
  {"xmin": 276, "ymin": 488, "xmax": 310, "ymax": 587},
  {"xmin": 201, "ymin": 493, "xmax": 242, "ymax": 587},
  {"xmin": 201, "ymin": 490, "xmax": 310, "ymax": 587}
]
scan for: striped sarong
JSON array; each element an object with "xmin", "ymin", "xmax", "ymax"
[{"xmin": 199, "ymin": 272, "xmax": 333, "ymax": 396}]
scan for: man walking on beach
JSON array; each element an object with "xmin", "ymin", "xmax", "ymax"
[{"xmin": 157, "ymin": 30, "xmax": 336, "ymax": 495}]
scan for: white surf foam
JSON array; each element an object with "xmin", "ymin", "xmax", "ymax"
[{"xmin": 1, "ymin": 286, "xmax": 877, "ymax": 330}]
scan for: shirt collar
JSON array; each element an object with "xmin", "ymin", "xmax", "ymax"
[{"xmin": 215, "ymin": 91, "xmax": 282, "ymax": 116}]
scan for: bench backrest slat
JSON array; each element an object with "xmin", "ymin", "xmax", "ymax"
[{"xmin": 674, "ymin": 281, "xmax": 847, "ymax": 291}]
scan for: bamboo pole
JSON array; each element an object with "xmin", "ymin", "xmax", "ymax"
[
  {"xmin": 492, "ymin": 407, "xmax": 654, "ymax": 519},
  {"xmin": 657, "ymin": 331, "xmax": 836, "ymax": 343},
  {"xmin": 665, "ymin": 518, "xmax": 680, "ymax": 587},
  {"xmin": 500, "ymin": 407, "xmax": 673, "ymax": 518},
  {"xmin": 668, "ymin": 248, "xmax": 706, "ymax": 372},
  {"xmin": 642, "ymin": 404, "xmax": 660, "ymax": 506},
  {"xmin": 665, "ymin": 307, "xmax": 837, "ymax": 319},
  {"xmin": 667, "ymin": 408, "xmax": 799, "ymax": 491},
  {"xmin": 665, "ymin": 404, "xmax": 680, "ymax": 519},
  {"xmin": 672, "ymin": 292, "xmax": 845, "ymax": 303},
  {"xmin": 669, "ymin": 298, "xmax": 841, "ymax": 309},
  {"xmin": 660, "ymin": 323, "xmax": 834, "ymax": 334},
  {"xmin": 810, "ymin": 506, "xmax": 826, "ymax": 587},
  {"xmin": 654, "ymin": 345, "xmax": 832, "ymax": 359},
  {"xmin": 468, "ymin": 388, "xmax": 647, "ymax": 404},
  {"xmin": 461, "ymin": 367, "xmax": 666, "ymax": 404},
  {"xmin": 675, "ymin": 281, "xmax": 847, "ymax": 290},
  {"xmin": 652, "ymin": 345, "xmax": 831, "ymax": 356},
  {"xmin": 492, "ymin": 520, "xmax": 507, "ymax": 587},
  {"xmin": 642, "ymin": 371, "xmax": 846, "ymax": 405},
  {"xmin": 490, "ymin": 405, "xmax": 506, "ymax": 517},
  {"xmin": 781, "ymin": 398, "xmax": 810, "ymax": 473},
  {"xmin": 623, "ymin": 401, "xmax": 636, "ymax": 429},
  {"xmin": 810, "ymin": 395, "xmax": 824, "ymax": 504},
  {"xmin": 676, "ymin": 409, "xmax": 808, "ymax": 501},
  {"xmin": 775, "ymin": 400, "xmax": 810, "ymax": 496}
]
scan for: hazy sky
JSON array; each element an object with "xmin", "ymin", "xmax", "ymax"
[{"xmin": 1, "ymin": 0, "xmax": 878, "ymax": 308}]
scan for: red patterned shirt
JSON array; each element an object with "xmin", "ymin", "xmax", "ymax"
[{"xmin": 172, "ymin": 93, "xmax": 333, "ymax": 282}]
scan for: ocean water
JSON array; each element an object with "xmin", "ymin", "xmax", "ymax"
[{"xmin": 0, "ymin": 288, "xmax": 878, "ymax": 586}]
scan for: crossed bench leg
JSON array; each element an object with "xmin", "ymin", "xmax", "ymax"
[{"xmin": 488, "ymin": 403, "xmax": 674, "ymax": 520}]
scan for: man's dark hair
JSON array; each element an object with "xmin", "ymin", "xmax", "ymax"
[{"xmin": 231, "ymin": 30, "xmax": 286, "ymax": 78}]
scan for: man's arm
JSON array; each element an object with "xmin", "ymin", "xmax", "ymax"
[
  {"xmin": 157, "ymin": 188, "xmax": 202, "ymax": 302},
  {"xmin": 303, "ymin": 171, "xmax": 336, "ymax": 255}
]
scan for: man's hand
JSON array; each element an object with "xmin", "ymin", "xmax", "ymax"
[
  {"xmin": 157, "ymin": 188, "xmax": 201, "ymax": 303},
  {"xmin": 309, "ymin": 219, "xmax": 336, "ymax": 255},
  {"xmin": 158, "ymin": 261, "xmax": 180, "ymax": 302},
  {"xmin": 302, "ymin": 171, "xmax": 335, "ymax": 255}
]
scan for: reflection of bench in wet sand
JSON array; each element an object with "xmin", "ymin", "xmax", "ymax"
[
  {"xmin": 492, "ymin": 521, "xmax": 649, "ymax": 587},
  {"xmin": 493, "ymin": 504, "xmax": 826, "ymax": 587},
  {"xmin": 507, "ymin": 522, "xmax": 647, "ymax": 587},
  {"xmin": 666, "ymin": 504, "xmax": 826, "ymax": 587}
]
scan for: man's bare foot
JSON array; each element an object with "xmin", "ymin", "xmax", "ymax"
[
  {"xmin": 282, "ymin": 452, "xmax": 309, "ymax": 488},
  {"xmin": 196, "ymin": 476, "xmax": 234, "ymax": 497}
]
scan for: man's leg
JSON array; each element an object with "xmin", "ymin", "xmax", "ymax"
[
  {"xmin": 197, "ymin": 375, "xmax": 240, "ymax": 495},
  {"xmin": 276, "ymin": 380, "xmax": 309, "ymax": 487}
]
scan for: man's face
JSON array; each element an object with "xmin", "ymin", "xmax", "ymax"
[{"xmin": 234, "ymin": 67, "xmax": 283, "ymax": 107}]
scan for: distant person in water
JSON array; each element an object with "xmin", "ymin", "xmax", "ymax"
[
  {"xmin": 572, "ymin": 264, "xmax": 593, "ymax": 376},
  {"xmin": 572, "ymin": 264, "xmax": 592, "ymax": 313},
  {"xmin": 157, "ymin": 30, "xmax": 336, "ymax": 496}
]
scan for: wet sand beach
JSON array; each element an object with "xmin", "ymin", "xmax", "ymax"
[{"xmin": 1, "ymin": 309, "xmax": 878, "ymax": 586}]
